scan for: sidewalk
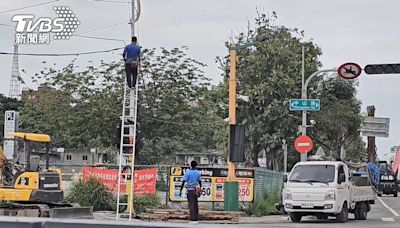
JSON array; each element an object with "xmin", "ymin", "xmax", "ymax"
[{"xmin": 238, "ymin": 215, "xmax": 290, "ymax": 224}]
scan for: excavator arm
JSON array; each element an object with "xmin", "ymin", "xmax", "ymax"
[
  {"xmin": 0, "ymin": 145, "xmax": 6, "ymax": 170},
  {"xmin": 0, "ymin": 145, "xmax": 6, "ymax": 186}
]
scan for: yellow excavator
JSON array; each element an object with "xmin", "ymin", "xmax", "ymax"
[{"xmin": 0, "ymin": 132, "xmax": 93, "ymax": 218}]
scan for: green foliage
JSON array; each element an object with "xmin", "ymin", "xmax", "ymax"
[
  {"xmin": 18, "ymin": 11, "xmax": 366, "ymax": 167},
  {"xmin": 217, "ymin": 13, "xmax": 322, "ymax": 168},
  {"xmin": 217, "ymin": 12, "xmax": 364, "ymax": 169},
  {"xmin": 20, "ymin": 47, "xmax": 225, "ymax": 165},
  {"xmin": 245, "ymin": 193, "xmax": 280, "ymax": 216},
  {"xmin": 136, "ymin": 47, "xmax": 225, "ymax": 164},
  {"xmin": 20, "ymin": 60, "xmax": 124, "ymax": 148},
  {"xmin": 132, "ymin": 195, "xmax": 160, "ymax": 214},
  {"xmin": 309, "ymin": 77, "xmax": 366, "ymax": 161},
  {"xmin": 65, "ymin": 177, "xmax": 116, "ymax": 211}
]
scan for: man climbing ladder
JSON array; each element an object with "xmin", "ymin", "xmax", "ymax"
[
  {"xmin": 123, "ymin": 36, "xmax": 141, "ymax": 88},
  {"xmin": 116, "ymin": 36, "xmax": 141, "ymax": 219}
]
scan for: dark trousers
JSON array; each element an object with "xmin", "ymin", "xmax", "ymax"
[
  {"xmin": 125, "ymin": 63, "xmax": 138, "ymax": 88},
  {"xmin": 187, "ymin": 190, "xmax": 199, "ymax": 221}
]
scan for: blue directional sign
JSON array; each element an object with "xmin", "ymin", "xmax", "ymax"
[{"xmin": 289, "ymin": 99, "xmax": 320, "ymax": 111}]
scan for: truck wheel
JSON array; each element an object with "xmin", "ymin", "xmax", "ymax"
[
  {"xmin": 358, "ymin": 202, "xmax": 368, "ymax": 220},
  {"xmin": 378, "ymin": 193, "xmax": 382, "ymax": 197},
  {"xmin": 394, "ymin": 192, "xmax": 398, "ymax": 197},
  {"xmin": 354, "ymin": 207, "xmax": 361, "ymax": 220},
  {"xmin": 290, "ymin": 213, "xmax": 302, "ymax": 223},
  {"xmin": 336, "ymin": 202, "xmax": 348, "ymax": 223}
]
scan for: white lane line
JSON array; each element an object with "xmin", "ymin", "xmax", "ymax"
[
  {"xmin": 381, "ymin": 218, "xmax": 395, "ymax": 222},
  {"xmin": 378, "ymin": 197, "xmax": 400, "ymax": 217}
]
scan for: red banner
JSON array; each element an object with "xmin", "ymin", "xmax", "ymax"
[
  {"xmin": 133, "ymin": 168, "xmax": 157, "ymax": 195},
  {"xmin": 82, "ymin": 167, "xmax": 157, "ymax": 195}
]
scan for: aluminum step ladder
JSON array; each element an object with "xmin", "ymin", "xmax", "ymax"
[{"xmin": 116, "ymin": 69, "xmax": 139, "ymax": 220}]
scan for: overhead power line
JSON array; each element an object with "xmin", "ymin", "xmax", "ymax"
[
  {"xmin": 89, "ymin": 0, "xmax": 130, "ymax": 3},
  {"xmin": 75, "ymin": 21, "xmax": 129, "ymax": 35},
  {"xmin": 0, "ymin": 0, "xmax": 60, "ymax": 14},
  {"xmin": 139, "ymin": 114, "xmax": 226, "ymax": 126},
  {"xmin": 0, "ymin": 23, "xmax": 14, "ymax": 28},
  {"xmin": 0, "ymin": 47, "xmax": 123, "ymax": 56},
  {"xmin": 73, "ymin": 35, "xmax": 126, "ymax": 44}
]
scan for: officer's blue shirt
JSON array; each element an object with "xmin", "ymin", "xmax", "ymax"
[
  {"xmin": 183, "ymin": 168, "xmax": 201, "ymax": 190},
  {"xmin": 123, "ymin": 43, "xmax": 141, "ymax": 61}
]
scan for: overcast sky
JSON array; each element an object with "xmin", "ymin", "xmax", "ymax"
[{"xmin": 0, "ymin": 0, "xmax": 399, "ymax": 159}]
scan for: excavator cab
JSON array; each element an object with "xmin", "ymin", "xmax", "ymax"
[{"xmin": 3, "ymin": 132, "xmax": 63, "ymax": 203}]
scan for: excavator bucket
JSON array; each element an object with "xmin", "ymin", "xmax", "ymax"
[{"xmin": 49, "ymin": 206, "xmax": 93, "ymax": 219}]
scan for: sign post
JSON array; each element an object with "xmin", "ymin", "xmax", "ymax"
[
  {"xmin": 294, "ymin": 135, "xmax": 313, "ymax": 154},
  {"xmin": 3, "ymin": 110, "xmax": 19, "ymax": 159},
  {"xmin": 337, "ymin": 62, "xmax": 362, "ymax": 80},
  {"xmin": 298, "ymin": 68, "xmax": 336, "ymax": 161},
  {"xmin": 360, "ymin": 116, "xmax": 390, "ymax": 138},
  {"xmin": 289, "ymin": 99, "xmax": 320, "ymax": 111}
]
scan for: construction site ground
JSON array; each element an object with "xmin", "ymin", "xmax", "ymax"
[{"xmin": 93, "ymin": 210, "xmax": 290, "ymax": 225}]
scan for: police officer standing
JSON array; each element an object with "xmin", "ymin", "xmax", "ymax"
[{"xmin": 180, "ymin": 161, "xmax": 202, "ymax": 224}]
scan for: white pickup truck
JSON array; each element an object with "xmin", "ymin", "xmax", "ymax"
[{"xmin": 283, "ymin": 160, "xmax": 376, "ymax": 223}]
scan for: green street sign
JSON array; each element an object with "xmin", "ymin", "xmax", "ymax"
[{"xmin": 290, "ymin": 99, "xmax": 320, "ymax": 111}]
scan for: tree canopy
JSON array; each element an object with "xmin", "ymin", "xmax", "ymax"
[
  {"xmin": 16, "ymin": 12, "xmax": 366, "ymax": 169},
  {"xmin": 217, "ymin": 12, "xmax": 365, "ymax": 169}
]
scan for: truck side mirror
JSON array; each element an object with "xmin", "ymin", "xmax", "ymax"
[
  {"xmin": 338, "ymin": 173, "xmax": 346, "ymax": 184},
  {"xmin": 283, "ymin": 174, "xmax": 288, "ymax": 183}
]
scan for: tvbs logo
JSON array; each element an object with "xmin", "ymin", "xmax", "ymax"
[
  {"xmin": 11, "ymin": 6, "xmax": 80, "ymax": 44},
  {"xmin": 12, "ymin": 15, "xmax": 64, "ymax": 33}
]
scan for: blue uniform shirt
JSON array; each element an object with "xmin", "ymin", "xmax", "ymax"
[
  {"xmin": 183, "ymin": 169, "xmax": 201, "ymax": 190},
  {"xmin": 123, "ymin": 43, "xmax": 141, "ymax": 61}
]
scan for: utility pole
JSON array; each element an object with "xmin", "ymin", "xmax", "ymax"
[
  {"xmin": 127, "ymin": 0, "xmax": 136, "ymax": 216},
  {"xmin": 300, "ymin": 46, "xmax": 307, "ymax": 162},
  {"xmin": 224, "ymin": 37, "xmax": 269, "ymax": 211},
  {"xmin": 282, "ymin": 139, "xmax": 288, "ymax": 173},
  {"xmin": 225, "ymin": 46, "xmax": 239, "ymax": 211},
  {"xmin": 130, "ymin": 0, "xmax": 135, "ymax": 37},
  {"xmin": 299, "ymin": 47, "xmax": 336, "ymax": 161},
  {"xmin": 367, "ymin": 106, "xmax": 376, "ymax": 162}
]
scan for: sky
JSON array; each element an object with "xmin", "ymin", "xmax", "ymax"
[{"xmin": 0, "ymin": 0, "xmax": 399, "ymax": 159}]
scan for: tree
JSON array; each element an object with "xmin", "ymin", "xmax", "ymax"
[
  {"xmin": 218, "ymin": 13, "xmax": 321, "ymax": 168},
  {"xmin": 219, "ymin": 12, "xmax": 364, "ymax": 169},
  {"xmin": 138, "ymin": 47, "xmax": 225, "ymax": 164},
  {"xmin": 19, "ymin": 60, "xmax": 124, "ymax": 148},
  {"xmin": 19, "ymin": 47, "xmax": 226, "ymax": 165},
  {"xmin": 308, "ymin": 77, "xmax": 366, "ymax": 161}
]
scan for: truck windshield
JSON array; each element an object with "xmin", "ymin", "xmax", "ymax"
[{"xmin": 289, "ymin": 165, "xmax": 335, "ymax": 183}]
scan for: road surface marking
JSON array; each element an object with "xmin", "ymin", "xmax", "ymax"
[
  {"xmin": 381, "ymin": 218, "xmax": 395, "ymax": 222},
  {"xmin": 378, "ymin": 197, "xmax": 400, "ymax": 217}
]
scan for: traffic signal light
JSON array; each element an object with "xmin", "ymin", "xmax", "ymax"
[
  {"xmin": 229, "ymin": 124, "xmax": 245, "ymax": 162},
  {"xmin": 364, "ymin": 64, "xmax": 400, "ymax": 74}
]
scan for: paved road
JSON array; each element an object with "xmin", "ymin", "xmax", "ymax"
[
  {"xmin": 231, "ymin": 196, "xmax": 400, "ymax": 228},
  {"xmin": 3, "ymin": 196, "xmax": 399, "ymax": 228},
  {"xmin": 158, "ymin": 196, "xmax": 400, "ymax": 227}
]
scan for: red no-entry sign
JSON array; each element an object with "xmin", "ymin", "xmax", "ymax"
[{"xmin": 294, "ymin": 135, "xmax": 313, "ymax": 154}]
